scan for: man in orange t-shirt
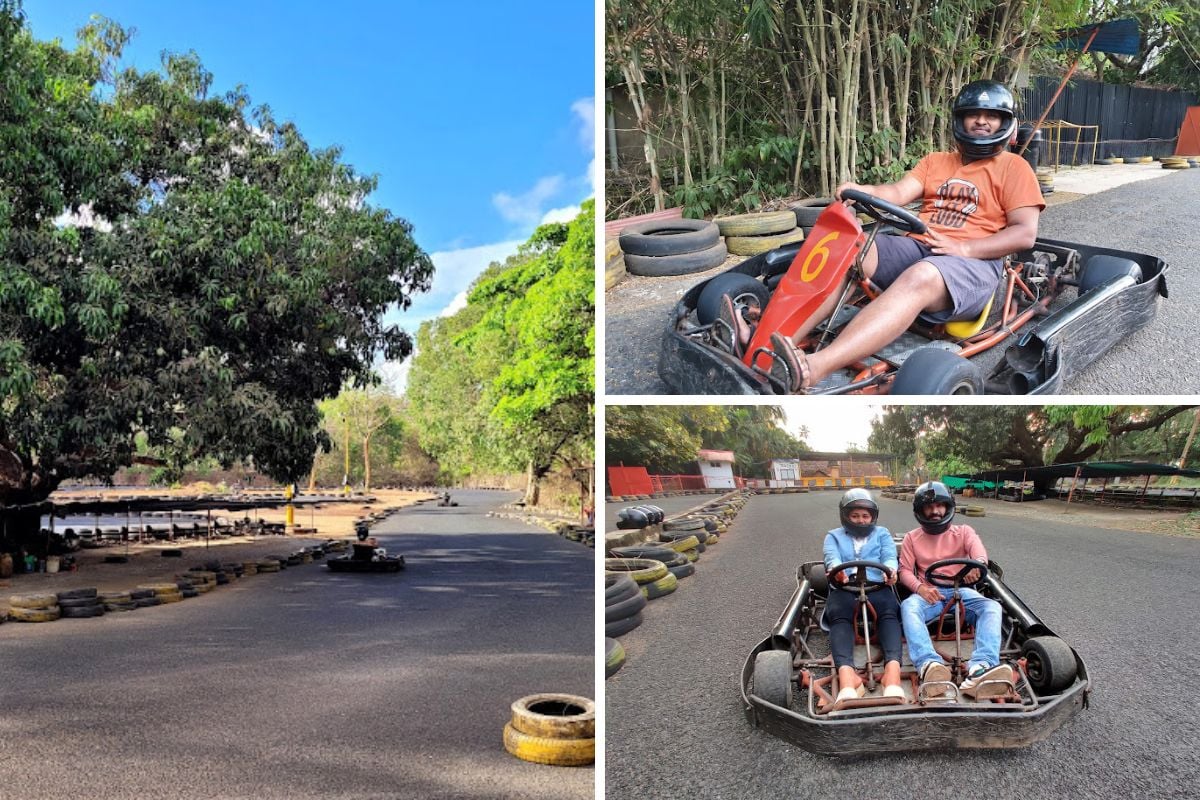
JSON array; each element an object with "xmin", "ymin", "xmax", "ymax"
[{"xmin": 763, "ymin": 80, "xmax": 1045, "ymax": 393}]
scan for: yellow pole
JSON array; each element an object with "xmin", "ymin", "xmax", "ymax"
[{"xmin": 285, "ymin": 483, "xmax": 294, "ymax": 530}]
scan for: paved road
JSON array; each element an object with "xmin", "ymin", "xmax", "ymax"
[
  {"xmin": 0, "ymin": 490, "xmax": 594, "ymax": 800},
  {"xmin": 604, "ymin": 168, "xmax": 1200, "ymax": 395},
  {"xmin": 605, "ymin": 491, "xmax": 1199, "ymax": 799}
]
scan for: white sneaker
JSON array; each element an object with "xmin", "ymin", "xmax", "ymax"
[{"xmin": 960, "ymin": 663, "xmax": 1014, "ymax": 698}]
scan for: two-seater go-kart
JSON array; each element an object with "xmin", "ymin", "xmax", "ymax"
[
  {"xmin": 741, "ymin": 557, "xmax": 1090, "ymax": 755},
  {"xmin": 659, "ymin": 190, "xmax": 1168, "ymax": 394}
]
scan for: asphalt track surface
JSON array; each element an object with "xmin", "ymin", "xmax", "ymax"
[
  {"xmin": 604, "ymin": 168, "xmax": 1200, "ymax": 395},
  {"xmin": 605, "ymin": 491, "xmax": 1199, "ymax": 799},
  {"xmin": 0, "ymin": 490, "xmax": 594, "ymax": 800}
]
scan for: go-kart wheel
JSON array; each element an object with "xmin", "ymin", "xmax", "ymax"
[
  {"xmin": 840, "ymin": 188, "xmax": 927, "ymax": 234},
  {"xmin": 890, "ymin": 347, "xmax": 983, "ymax": 395},
  {"xmin": 1022, "ymin": 635, "xmax": 1078, "ymax": 693},
  {"xmin": 696, "ymin": 273, "xmax": 771, "ymax": 326},
  {"xmin": 924, "ymin": 558, "xmax": 988, "ymax": 588},
  {"xmin": 805, "ymin": 562, "xmax": 829, "ymax": 597},
  {"xmin": 752, "ymin": 650, "xmax": 794, "ymax": 708}
]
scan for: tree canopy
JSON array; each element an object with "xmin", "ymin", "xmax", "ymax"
[
  {"xmin": 406, "ymin": 201, "xmax": 594, "ymax": 505},
  {"xmin": 0, "ymin": 6, "xmax": 433, "ymax": 522}
]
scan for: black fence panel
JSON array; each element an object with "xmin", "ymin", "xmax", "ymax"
[{"xmin": 1018, "ymin": 76, "xmax": 1199, "ymax": 162}]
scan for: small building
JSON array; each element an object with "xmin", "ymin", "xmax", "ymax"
[
  {"xmin": 697, "ymin": 449, "xmax": 736, "ymax": 489},
  {"xmin": 768, "ymin": 458, "xmax": 802, "ymax": 487}
]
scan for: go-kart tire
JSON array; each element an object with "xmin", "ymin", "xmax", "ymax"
[
  {"xmin": 624, "ymin": 240, "xmax": 729, "ymax": 277},
  {"xmin": 1077, "ymin": 254, "xmax": 1141, "ymax": 295},
  {"xmin": 725, "ymin": 227, "xmax": 806, "ymax": 256},
  {"xmin": 605, "ymin": 638, "xmax": 626, "ymax": 678},
  {"xmin": 714, "ymin": 210, "xmax": 797, "ymax": 237},
  {"xmin": 605, "ymin": 574, "xmax": 639, "ymax": 604},
  {"xmin": 890, "ymin": 347, "xmax": 983, "ymax": 395},
  {"xmin": 805, "ymin": 562, "xmax": 829, "ymax": 597},
  {"xmin": 1022, "ymin": 636, "xmax": 1078, "ymax": 693},
  {"xmin": 696, "ymin": 273, "xmax": 771, "ymax": 326},
  {"xmin": 502, "ymin": 722, "xmax": 594, "ymax": 766},
  {"xmin": 605, "ymin": 590, "xmax": 647, "ymax": 622},
  {"xmin": 753, "ymin": 650, "xmax": 794, "ymax": 708},
  {"xmin": 668, "ymin": 561, "xmax": 696, "ymax": 580},
  {"xmin": 605, "ymin": 558, "xmax": 668, "ymax": 584},
  {"xmin": 641, "ymin": 572, "xmax": 678, "ymax": 599},
  {"xmin": 618, "ymin": 218, "xmax": 720, "ymax": 257},
  {"xmin": 605, "ymin": 610, "xmax": 644, "ymax": 637},
  {"xmin": 510, "ymin": 693, "xmax": 595, "ymax": 739}
]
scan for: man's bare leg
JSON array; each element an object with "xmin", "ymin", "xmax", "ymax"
[{"xmin": 803, "ymin": 261, "xmax": 952, "ymax": 385}]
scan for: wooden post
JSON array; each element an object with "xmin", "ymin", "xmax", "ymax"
[{"xmin": 1066, "ymin": 466, "xmax": 1082, "ymax": 506}]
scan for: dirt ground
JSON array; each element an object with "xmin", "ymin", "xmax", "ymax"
[
  {"xmin": 897, "ymin": 494, "xmax": 1200, "ymax": 538},
  {"xmin": 1, "ymin": 488, "xmax": 436, "ymax": 612}
]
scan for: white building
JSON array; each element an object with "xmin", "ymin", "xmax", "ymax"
[
  {"xmin": 697, "ymin": 449, "xmax": 736, "ymax": 489},
  {"xmin": 768, "ymin": 458, "xmax": 801, "ymax": 487}
]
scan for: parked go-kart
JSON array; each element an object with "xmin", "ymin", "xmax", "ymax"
[
  {"xmin": 659, "ymin": 190, "xmax": 1168, "ymax": 394},
  {"xmin": 741, "ymin": 557, "xmax": 1090, "ymax": 755},
  {"xmin": 326, "ymin": 538, "xmax": 405, "ymax": 573}
]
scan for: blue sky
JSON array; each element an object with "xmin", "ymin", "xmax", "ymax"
[{"xmin": 24, "ymin": 1, "xmax": 595, "ymax": 385}]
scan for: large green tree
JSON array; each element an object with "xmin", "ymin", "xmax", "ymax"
[{"xmin": 0, "ymin": 7, "xmax": 433, "ymax": 542}]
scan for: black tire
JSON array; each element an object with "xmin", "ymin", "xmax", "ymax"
[
  {"xmin": 1022, "ymin": 636, "xmax": 1078, "ymax": 693},
  {"xmin": 60, "ymin": 603, "xmax": 105, "ymax": 618},
  {"xmin": 1077, "ymin": 254, "xmax": 1142, "ymax": 294},
  {"xmin": 605, "ymin": 590, "xmax": 648, "ymax": 622},
  {"xmin": 604, "ymin": 574, "xmax": 639, "ymax": 603},
  {"xmin": 668, "ymin": 561, "xmax": 696, "ymax": 580},
  {"xmin": 806, "ymin": 562, "xmax": 829, "ymax": 597},
  {"xmin": 609, "ymin": 546, "xmax": 686, "ymax": 566},
  {"xmin": 160, "ymin": 548, "xmax": 184, "ymax": 558},
  {"xmin": 605, "ymin": 638, "xmax": 626, "ymax": 679},
  {"xmin": 789, "ymin": 197, "xmax": 833, "ymax": 228},
  {"xmin": 57, "ymin": 588, "xmax": 99, "ymax": 601},
  {"xmin": 624, "ymin": 240, "xmax": 729, "ymax": 277},
  {"xmin": 642, "ymin": 572, "xmax": 678, "ymax": 599},
  {"xmin": 618, "ymin": 218, "xmax": 720, "ymax": 257},
  {"xmin": 695, "ymin": 273, "xmax": 772, "ymax": 326},
  {"xmin": 663, "ymin": 518, "xmax": 705, "ymax": 532},
  {"xmin": 752, "ymin": 650, "xmax": 794, "ymax": 708},
  {"xmin": 890, "ymin": 347, "xmax": 983, "ymax": 395},
  {"xmin": 57, "ymin": 596, "xmax": 103, "ymax": 609},
  {"xmin": 605, "ymin": 610, "xmax": 644, "ymax": 637}
]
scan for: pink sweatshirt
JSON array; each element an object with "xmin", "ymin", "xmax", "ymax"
[{"xmin": 898, "ymin": 523, "xmax": 988, "ymax": 593}]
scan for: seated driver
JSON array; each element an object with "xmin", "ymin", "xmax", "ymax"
[
  {"xmin": 727, "ymin": 80, "xmax": 1045, "ymax": 393},
  {"xmin": 898, "ymin": 481, "xmax": 1012, "ymax": 699}
]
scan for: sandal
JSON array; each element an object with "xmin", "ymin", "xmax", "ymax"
[
  {"xmin": 767, "ymin": 332, "xmax": 812, "ymax": 393},
  {"xmin": 713, "ymin": 294, "xmax": 754, "ymax": 357}
]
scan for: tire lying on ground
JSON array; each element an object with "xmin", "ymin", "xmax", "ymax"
[
  {"xmin": 618, "ymin": 218, "xmax": 720, "ymax": 257},
  {"xmin": 623, "ymin": 240, "xmax": 729, "ymax": 277},
  {"xmin": 725, "ymin": 227, "xmax": 806, "ymax": 256},
  {"xmin": 8, "ymin": 605, "xmax": 61, "ymax": 622},
  {"xmin": 605, "ymin": 610, "xmax": 644, "ymax": 638},
  {"xmin": 605, "ymin": 252, "xmax": 626, "ymax": 290},
  {"xmin": 714, "ymin": 210, "xmax": 797, "ymax": 237},
  {"xmin": 510, "ymin": 694, "xmax": 595, "ymax": 740},
  {"xmin": 502, "ymin": 722, "xmax": 594, "ymax": 767},
  {"xmin": 789, "ymin": 197, "xmax": 833, "ymax": 229},
  {"xmin": 605, "ymin": 573, "xmax": 640, "ymax": 604},
  {"xmin": 9, "ymin": 593, "xmax": 58, "ymax": 609},
  {"xmin": 642, "ymin": 572, "xmax": 678, "ymax": 600},
  {"xmin": 604, "ymin": 558, "xmax": 668, "ymax": 584}
]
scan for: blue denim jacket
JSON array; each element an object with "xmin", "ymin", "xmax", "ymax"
[{"xmin": 823, "ymin": 525, "xmax": 898, "ymax": 583}]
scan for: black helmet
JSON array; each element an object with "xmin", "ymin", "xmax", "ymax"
[
  {"xmin": 913, "ymin": 481, "xmax": 956, "ymax": 534},
  {"xmin": 838, "ymin": 488, "xmax": 879, "ymax": 538},
  {"xmin": 952, "ymin": 80, "xmax": 1017, "ymax": 159}
]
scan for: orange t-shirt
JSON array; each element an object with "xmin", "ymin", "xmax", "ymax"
[{"xmin": 906, "ymin": 151, "xmax": 1045, "ymax": 245}]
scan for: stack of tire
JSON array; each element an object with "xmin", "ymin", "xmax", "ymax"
[
  {"xmin": 610, "ymin": 542, "xmax": 696, "ymax": 583},
  {"xmin": 961, "ymin": 504, "xmax": 986, "ymax": 517},
  {"xmin": 1162, "ymin": 156, "xmax": 1192, "ymax": 170},
  {"xmin": 502, "ymin": 693, "xmax": 595, "ymax": 767},
  {"xmin": 714, "ymin": 211, "xmax": 805, "ymax": 256},
  {"xmin": 7, "ymin": 593, "xmax": 60, "ymax": 622},
  {"xmin": 789, "ymin": 197, "xmax": 833, "ymax": 237},
  {"xmin": 614, "ymin": 504, "xmax": 664, "ymax": 530},
  {"xmin": 129, "ymin": 588, "xmax": 161, "ymax": 608},
  {"xmin": 605, "ymin": 237, "xmax": 625, "ymax": 290},
  {"xmin": 604, "ymin": 570, "xmax": 649, "ymax": 640},
  {"xmin": 57, "ymin": 588, "xmax": 105, "ymax": 618},
  {"xmin": 257, "ymin": 558, "xmax": 282, "ymax": 573},
  {"xmin": 618, "ymin": 219, "xmax": 727, "ymax": 277},
  {"xmin": 1036, "ymin": 167, "xmax": 1055, "ymax": 195},
  {"xmin": 100, "ymin": 590, "xmax": 137, "ymax": 613},
  {"xmin": 139, "ymin": 582, "xmax": 184, "ymax": 604}
]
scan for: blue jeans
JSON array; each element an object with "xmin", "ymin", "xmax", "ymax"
[{"xmin": 900, "ymin": 587, "xmax": 1002, "ymax": 673}]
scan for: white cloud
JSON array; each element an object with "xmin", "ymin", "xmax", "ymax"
[
  {"xmin": 785, "ymin": 403, "xmax": 884, "ymax": 452},
  {"xmin": 439, "ymin": 289, "xmax": 470, "ymax": 317},
  {"xmin": 493, "ymin": 175, "xmax": 565, "ymax": 226},
  {"xmin": 540, "ymin": 204, "xmax": 582, "ymax": 225}
]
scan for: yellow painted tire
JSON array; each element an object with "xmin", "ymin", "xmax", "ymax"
[
  {"xmin": 663, "ymin": 535, "xmax": 700, "ymax": 552},
  {"xmin": 502, "ymin": 723, "xmax": 594, "ymax": 766},
  {"xmin": 605, "ymin": 253, "xmax": 626, "ymax": 290},
  {"xmin": 605, "ymin": 237, "xmax": 621, "ymax": 262},
  {"xmin": 9, "ymin": 605, "xmax": 61, "ymax": 622},
  {"xmin": 714, "ymin": 210, "xmax": 797, "ymax": 237},
  {"xmin": 242, "ymin": 562, "xmax": 259, "ymax": 575},
  {"xmin": 641, "ymin": 572, "xmax": 679, "ymax": 599},
  {"xmin": 725, "ymin": 227, "xmax": 806, "ymax": 256},
  {"xmin": 604, "ymin": 558, "xmax": 667, "ymax": 584},
  {"xmin": 156, "ymin": 591, "xmax": 185, "ymax": 603},
  {"xmin": 8, "ymin": 593, "xmax": 58, "ymax": 609},
  {"xmin": 510, "ymin": 694, "xmax": 595, "ymax": 739}
]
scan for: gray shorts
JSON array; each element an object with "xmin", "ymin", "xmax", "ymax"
[{"xmin": 871, "ymin": 234, "xmax": 1003, "ymax": 323}]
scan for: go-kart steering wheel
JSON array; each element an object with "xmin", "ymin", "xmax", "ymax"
[
  {"xmin": 840, "ymin": 188, "xmax": 927, "ymax": 235},
  {"xmin": 827, "ymin": 560, "xmax": 892, "ymax": 593},
  {"xmin": 924, "ymin": 558, "xmax": 988, "ymax": 588}
]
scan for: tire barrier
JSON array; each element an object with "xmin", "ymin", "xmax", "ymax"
[
  {"xmin": 713, "ymin": 210, "xmax": 798, "ymax": 237},
  {"xmin": 605, "ymin": 637, "xmax": 626, "ymax": 679},
  {"xmin": 725, "ymin": 227, "xmax": 807, "ymax": 256},
  {"xmin": 605, "ymin": 574, "xmax": 646, "ymax": 637},
  {"xmin": 641, "ymin": 572, "xmax": 678, "ymax": 600},
  {"xmin": 604, "ymin": 558, "xmax": 668, "ymax": 584},
  {"xmin": 502, "ymin": 721, "xmax": 595, "ymax": 767},
  {"xmin": 509, "ymin": 693, "xmax": 595, "ymax": 740}
]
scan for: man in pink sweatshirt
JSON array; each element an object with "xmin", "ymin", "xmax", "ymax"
[{"xmin": 898, "ymin": 481, "xmax": 1013, "ymax": 699}]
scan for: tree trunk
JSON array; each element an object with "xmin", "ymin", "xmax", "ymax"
[{"xmin": 363, "ymin": 434, "xmax": 372, "ymax": 492}]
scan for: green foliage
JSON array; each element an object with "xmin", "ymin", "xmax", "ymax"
[
  {"xmin": 0, "ymin": 9, "xmax": 433, "ymax": 507},
  {"xmin": 675, "ymin": 136, "xmax": 799, "ymax": 217},
  {"xmin": 856, "ymin": 129, "xmax": 928, "ymax": 185}
]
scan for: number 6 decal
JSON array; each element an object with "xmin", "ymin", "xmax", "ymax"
[{"xmin": 800, "ymin": 232, "xmax": 839, "ymax": 282}]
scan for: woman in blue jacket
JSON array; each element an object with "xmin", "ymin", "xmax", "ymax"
[{"xmin": 823, "ymin": 489, "xmax": 905, "ymax": 704}]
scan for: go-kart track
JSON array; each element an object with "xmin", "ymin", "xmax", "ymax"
[
  {"xmin": 0, "ymin": 491, "xmax": 593, "ymax": 800},
  {"xmin": 605, "ymin": 490, "xmax": 1200, "ymax": 798},
  {"xmin": 604, "ymin": 168, "xmax": 1199, "ymax": 395}
]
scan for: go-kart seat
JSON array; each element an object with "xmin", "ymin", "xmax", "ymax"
[{"xmin": 944, "ymin": 295, "xmax": 995, "ymax": 339}]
